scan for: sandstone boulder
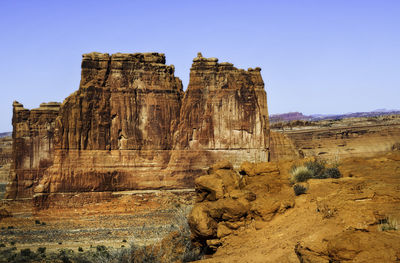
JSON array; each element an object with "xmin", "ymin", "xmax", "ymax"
[{"xmin": 189, "ymin": 160, "xmax": 294, "ymax": 251}]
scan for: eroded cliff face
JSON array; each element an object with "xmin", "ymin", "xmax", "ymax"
[
  {"xmin": 5, "ymin": 102, "xmax": 60, "ymax": 199},
  {"xmin": 5, "ymin": 52, "xmax": 270, "ymax": 202},
  {"xmin": 57, "ymin": 52, "xmax": 183, "ymax": 151},
  {"xmin": 175, "ymin": 53, "xmax": 269, "ymax": 150}
]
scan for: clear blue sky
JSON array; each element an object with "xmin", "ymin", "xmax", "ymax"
[{"xmin": 1, "ymin": 0, "xmax": 399, "ymax": 132}]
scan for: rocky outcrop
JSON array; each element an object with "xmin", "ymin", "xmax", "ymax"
[
  {"xmin": 295, "ymin": 229, "xmax": 400, "ymax": 262},
  {"xmin": 193, "ymin": 152, "xmax": 400, "ymax": 262},
  {"xmin": 5, "ymin": 102, "xmax": 60, "ymax": 199},
  {"xmin": 188, "ymin": 160, "xmax": 294, "ymax": 251},
  {"xmin": 0, "ymin": 136, "xmax": 12, "ymax": 183},
  {"xmin": 5, "ymin": 52, "xmax": 270, "ymax": 202},
  {"xmin": 270, "ymin": 115, "xmax": 400, "ymax": 160}
]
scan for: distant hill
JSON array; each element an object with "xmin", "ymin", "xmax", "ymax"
[
  {"xmin": 0, "ymin": 132, "xmax": 11, "ymax": 138},
  {"xmin": 270, "ymin": 110, "xmax": 400, "ymax": 123},
  {"xmin": 269, "ymin": 112, "xmax": 312, "ymax": 123}
]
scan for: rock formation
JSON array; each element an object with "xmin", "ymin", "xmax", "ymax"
[
  {"xmin": 270, "ymin": 116, "xmax": 400, "ymax": 160},
  {"xmin": 188, "ymin": 160, "xmax": 294, "ymax": 251},
  {"xmin": 6, "ymin": 102, "xmax": 60, "ymax": 198},
  {"xmin": 5, "ymin": 52, "xmax": 270, "ymax": 202},
  {"xmin": 189, "ymin": 152, "xmax": 400, "ymax": 261},
  {"xmin": 0, "ymin": 136, "xmax": 12, "ymax": 184}
]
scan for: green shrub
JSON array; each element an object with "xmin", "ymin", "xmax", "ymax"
[
  {"xmin": 20, "ymin": 248, "xmax": 33, "ymax": 257},
  {"xmin": 78, "ymin": 246, "xmax": 83, "ymax": 252},
  {"xmin": 10, "ymin": 241, "xmax": 15, "ymax": 245},
  {"xmin": 378, "ymin": 217, "xmax": 398, "ymax": 231},
  {"xmin": 8, "ymin": 226, "xmax": 14, "ymax": 229},
  {"xmin": 290, "ymin": 159, "xmax": 342, "ymax": 183},
  {"xmin": 293, "ymin": 184, "xmax": 307, "ymax": 196},
  {"xmin": 305, "ymin": 159, "xmax": 326, "ymax": 178},
  {"xmin": 37, "ymin": 247, "xmax": 46, "ymax": 254},
  {"xmin": 96, "ymin": 245, "xmax": 107, "ymax": 252},
  {"xmin": 290, "ymin": 166, "xmax": 313, "ymax": 183},
  {"xmin": 0, "ymin": 243, "xmax": 5, "ymax": 247},
  {"xmin": 322, "ymin": 167, "xmax": 342, "ymax": 179}
]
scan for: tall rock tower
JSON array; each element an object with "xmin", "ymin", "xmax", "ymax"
[{"xmin": 6, "ymin": 52, "xmax": 270, "ymax": 204}]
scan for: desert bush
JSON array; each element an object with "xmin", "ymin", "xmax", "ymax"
[
  {"xmin": 305, "ymin": 159, "xmax": 326, "ymax": 178},
  {"xmin": 128, "ymin": 206, "xmax": 202, "ymax": 263},
  {"xmin": 290, "ymin": 159, "xmax": 342, "ymax": 183},
  {"xmin": 78, "ymin": 247, "xmax": 84, "ymax": 252},
  {"xmin": 0, "ymin": 243, "xmax": 5, "ymax": 248},
  {"xmin": 20, "ymin": 248, "xmax": 32, "ymax": 257},
  {"xmin": 96, "ymin": 245, "xmax": 107, "ymax": 252},
  {"xmin": 322, "ymin": 167, "xmax": 342, "ymax": 179},
  {"xmin": 35, "ymin": 220, "xmax": 41, "ymax": 224},
  {"xmin": 293, "ymin": 184, "xmax": 307, "ymax": 196},
  {"xmin": 37, "ymin": 247, "xmax": 46, "ymax": 254},
  {"xmin": 290, "ymin": 166, "xmax": 313, "ymax": 183},
  {"xmin": 0, "ymin": 247, "xmax": 40, "ymax": 263},
  {"xmin": 378, "ymin": 217, "xmax": 398, "ymax": 231}
]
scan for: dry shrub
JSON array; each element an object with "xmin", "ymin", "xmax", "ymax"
[
  {"xmin": 378, "ymin": 217, "xmax": 398, "ymax": 231},
  {"xmin": 129, "ymin": 206, "xmax": 202, "ymax": 263}
]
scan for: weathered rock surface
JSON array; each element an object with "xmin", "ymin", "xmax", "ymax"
[
  {"xmin": 5, "ymin": 52, "xmax": 270, "ymax": 203},
  {"xmin": 270, "ymin": 115, "xmax": 400, "ymax": 161},
  {"xmin": 5, "ymin": 102, "xmax": 60, "ymax": 199},
  {"xmin": 0, "ymin": 136, "xmax": 12, "ymax": 184},
  {"xmin": 194, "ymin": 152, "xmax": 400, "ymax": 262},
  {"xmin": 175, "ymin": 53, "xmax": 269, "ymax": 151},
  {"xmin": 188, "ymin": 160, "xmax": 294, "ymax": 251}
]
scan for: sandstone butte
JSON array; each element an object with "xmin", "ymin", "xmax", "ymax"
[{"xmin": 5, "ymin": 52, "xmax": 271, "ymax": 204}]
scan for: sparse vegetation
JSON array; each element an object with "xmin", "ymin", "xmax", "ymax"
[
  {"xmin": 293, "ymin": 184, "xmax": 307, "ymax": 196},
  {"xmin": 378, "ymin": 217, "xmax": 398, "ymax": 231},
  {"xmin": 290, "ymin": 166, "xmax": 313, "ymax": 183},
  {"xmin": 20, "ymin": 248, "xmax": 33, "ymax": 257},
  {"xmin": 37, "ymin": 247, "xmax": 46, "ymax": 254},
  {"xmin": 322, "ymin": 167, "xmax": 341, "ymax": 179},
  {"xmin": 35, "ymin": 220, "xmax": 41, "ymax": 225},
  {"xmin": 305, "ymin": 159, "xmax": 326, "ymax": 178},
  {"xmin": 78, "ymin": 247, "xmax": 83, "ymax": 252},
  {"xmin": 290, "ymin": 159, "xmax": 342, "ymax": 183},
  {"xmin": 128, "ymin": 206, "xmax": 202, "ymax": 263}
]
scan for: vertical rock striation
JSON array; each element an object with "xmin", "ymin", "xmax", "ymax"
[
  {"xmin": 175, "ymin": 53, "xmax": 269, "ymax": 150},
  {"xmin": 5, "ymin": 102, "xmax": 60, "ymax": 199},
  {"xmin": 5, "ymin": 52, "xmax": 270, "ymax": 203}
]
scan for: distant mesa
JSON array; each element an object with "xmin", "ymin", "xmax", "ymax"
[{"xmin": 270, "ymin": 110, "xmax": 400, "ymax": 123}]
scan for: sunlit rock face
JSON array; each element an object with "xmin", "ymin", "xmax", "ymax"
[
  {"xmin": 175, "ymin": 53, "xmax": 269, "ymax": 150},
  {"xmin": 6, "ymin": 101, "xmax": 60, "ymax": 199},
  {"xmin": 5, "ymin": 52, "xmax": 270, "ymax": 203}
]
